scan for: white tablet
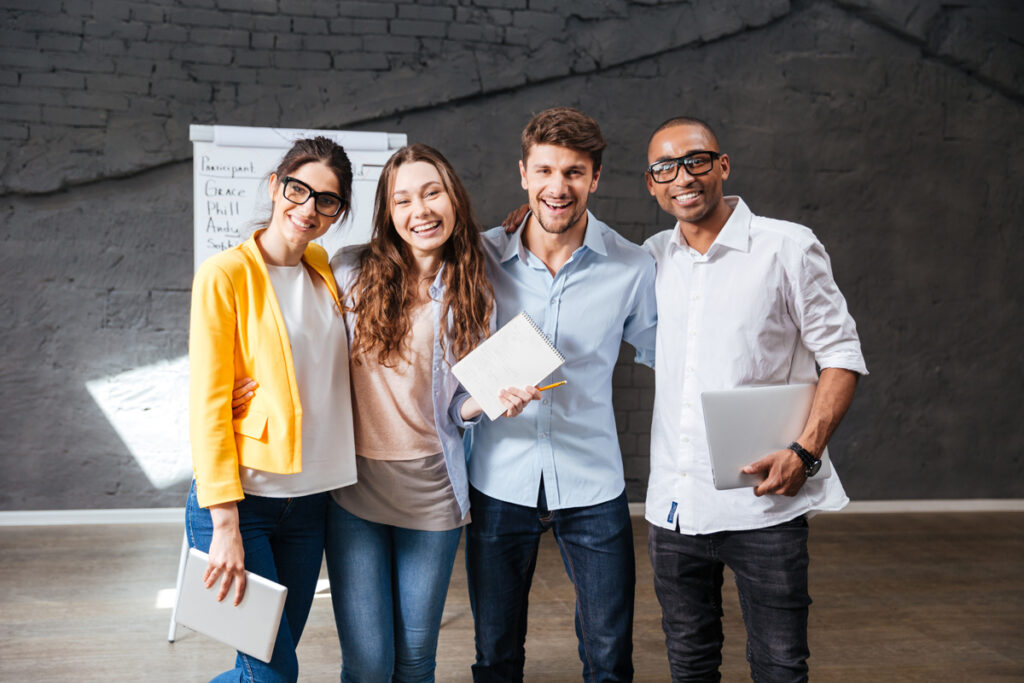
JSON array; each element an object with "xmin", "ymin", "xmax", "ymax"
[
  {"xmin": 174, "ymin": 547, "xmax": 288, "ymax": 663},
  {"xmin": 701, "ymin": 383, "xmax": 833, "ymax": 490}
]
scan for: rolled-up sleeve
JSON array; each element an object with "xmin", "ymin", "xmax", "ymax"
[
  {"xmin": 448, "ymin": 298, "xmax": 496, "ymax": 430},
  {"xmin": 789, "ymin": 239, "xmax": 868, "ymax": 376},
  {"xmin": 449, "ymin": 388, "xmax": 484, "ymax": 430}
]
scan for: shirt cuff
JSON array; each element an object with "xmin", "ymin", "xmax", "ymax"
[
  {"xmin": 815, "ymin": 351, "xmax": 869, "ymax": 376},
  {"xmin": 449, "ymin": 392, "xmax": 483, "ymax": 429},
  {"xmin": 634, "ymin": 345, "xmax": 655, "ymax": 369}
]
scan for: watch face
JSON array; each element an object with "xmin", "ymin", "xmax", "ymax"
[{"xmin": 807, "ymin": 459, "xmax": 822, "ymax": 477}]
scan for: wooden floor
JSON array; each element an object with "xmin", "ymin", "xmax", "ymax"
[{"xmin": 1, "ymin": 512, "xmax": 1021, "ymax": 682}]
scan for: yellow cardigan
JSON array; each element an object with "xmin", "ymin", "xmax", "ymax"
[{"xmin": 188, "ymin": 231, "xmax": 343, "ymax": 507}]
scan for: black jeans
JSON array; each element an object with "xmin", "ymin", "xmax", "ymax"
[{"xmin": 648, "ymin": 516, "xmax": 811, "ymax": 682}]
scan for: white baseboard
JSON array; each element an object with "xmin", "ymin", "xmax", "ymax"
[
  {"xmin": 2, "ymin": 500, "xmax": 1022, "ymax": 527},
  {"xmin": 839, "ymin": 499, "xmax": 1024, "ymax": 513},
  {"xmin": 0, "ymin": 507, "xmax": 185, "ymax": 526},
  {"xmin": 627, "ymin": 499, "xmax": 1024, "ymax": 518}
]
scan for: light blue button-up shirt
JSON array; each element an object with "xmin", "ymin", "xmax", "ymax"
[{"xmin": 464, "ymin": 212, "xmax": 657, "ymax": 510}]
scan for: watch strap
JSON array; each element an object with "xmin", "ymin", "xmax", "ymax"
[{"xmin": 788, "ymin": 441, "xmax": 820, "ymax": 476}]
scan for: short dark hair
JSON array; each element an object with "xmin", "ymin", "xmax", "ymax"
[
  {"xmin": 648, "ymin": 116, "xmax": 721, "ymax": 150},
  {"xmin": 273, "ymin": 136, "xmax": 354, "ymax": 222},
  {"xmin": 521, "ymin": 107, "xmax": 606, "ymax": 171}
]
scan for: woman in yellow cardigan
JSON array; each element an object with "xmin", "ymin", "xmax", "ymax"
[{"xmin": 186, "ymin": 136, "xmax": 357, "ymax": 683}]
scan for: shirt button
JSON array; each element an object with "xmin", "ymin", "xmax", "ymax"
[
  {"xmin": 540, "ymin": 433, "xmax": 548, "ymax": 440},
  {"xmin": 681, "ymin": 472, "xmax": 687, "ymax": 477},
  {"xmin": 683, "ymin": 437, "xmax": 689, "ymax": 443},
  {"xmin": 541, "ymin": 398, "xmax": 548, "ymax": 405}
]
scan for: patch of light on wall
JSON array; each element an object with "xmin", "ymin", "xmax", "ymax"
[{"xmin": 86, "ymin": 356, "xmax": 192, "ymax": 489}]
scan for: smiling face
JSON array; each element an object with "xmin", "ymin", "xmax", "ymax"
[
  {"xmin": 646, "ymin": 123, "xmax": 730, "ymax": 230},
  {"xmin": 265, "ymin": 160, "xmax": 340, "ymax": 255},
  {"xmin": 520, "ymin": 143, "xmax": 600, "ymax": 237},
  {"xmin": 390, "ymin": 160, "xmax": 456, "ymax": 261}
]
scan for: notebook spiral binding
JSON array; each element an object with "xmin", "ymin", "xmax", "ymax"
[{"xmin": 519, "ymin": 312, "xmax": 566, "ymax": 362}]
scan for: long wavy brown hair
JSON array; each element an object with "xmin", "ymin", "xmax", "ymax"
[{"xmin": 349, "ymin": 144, "xmax": 493, "ymax": 366}]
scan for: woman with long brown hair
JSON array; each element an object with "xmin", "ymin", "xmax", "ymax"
[{"xmin": 325, "ymin": 144, "xmax": 538, "ymax": 682}]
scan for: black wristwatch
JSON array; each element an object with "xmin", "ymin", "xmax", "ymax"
[{"xmin": 788, "ymin": 441, "xmax": 821, "ymax": 477}]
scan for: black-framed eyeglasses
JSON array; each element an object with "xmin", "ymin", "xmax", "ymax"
[
  {"xmin": 646, "ymin": 151, "xmax": 721, "ymax": 183},
  {"xmin": 281, "ymin": 176, "xmax": 345, "ymax": 217}
]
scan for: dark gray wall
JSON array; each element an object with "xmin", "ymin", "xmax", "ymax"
[{"xmin": 2, "ymin": 0, "xmax": 1021, "ymax": 509}]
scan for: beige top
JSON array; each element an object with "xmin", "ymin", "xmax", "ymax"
[
  {"xmin": 350, "ymin": 302, "xmax": 443, "ymax": 460},
  {"xmin": 332, "ymin": 453, "xmax": 469, "ymax": 530}
]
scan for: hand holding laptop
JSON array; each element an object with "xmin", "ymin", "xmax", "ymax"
[
  {"xmin": 175, "ymin": 547, "xmax": 289, "ymax": 664},
  {"xmin": 205, "ymin": 503, "xmax": 247, "ymax": 605},
  {"xmin": 742, "ymin": 449, "xmax": 813, "ymax": 497},
  {"xmin": 701, "ymin": 383, "xmax": 833, "ymax": 492}
]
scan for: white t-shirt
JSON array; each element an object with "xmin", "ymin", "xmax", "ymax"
[{"xmin": 239, "ymin": 262, "xmax": 356, "ymax": 497}]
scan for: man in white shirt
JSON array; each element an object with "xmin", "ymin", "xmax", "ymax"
[{"xmin": 642, "ymin": 116, "xmax": 867, "ymax": 681}]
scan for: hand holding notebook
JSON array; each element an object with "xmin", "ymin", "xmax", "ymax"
[{"xmin": 452, "ymin": 311, "xmax": 565, "ymax": 420}]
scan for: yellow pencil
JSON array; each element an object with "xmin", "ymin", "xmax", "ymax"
[{"xmin": 537, "ymin": 380, "xmax": 567, "ymax": 392}]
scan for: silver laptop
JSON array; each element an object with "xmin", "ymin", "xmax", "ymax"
[
  {"xmin": 701, "ymin": 383, "xmax": 833, "ymax": 490},
  {"xmin": 174, "ymin": 547, "xmax": 288, "ymax": 663}
]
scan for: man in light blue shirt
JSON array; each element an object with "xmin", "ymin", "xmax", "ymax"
[{"xmin": 462, "ymin": 107, "xmax": 657, "ymax": 682}]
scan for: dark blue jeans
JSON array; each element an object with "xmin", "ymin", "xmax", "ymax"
[
  {"xmin": 465, "ymin": 484, "xmax": 635, "ymax": 683},
  {"xmin": 186, "ymin": 482, "xmax": 328, "ymax": 683},
  {"xmin": 648, "ymin": 517, "xmax": 811, "ymax": 683}
]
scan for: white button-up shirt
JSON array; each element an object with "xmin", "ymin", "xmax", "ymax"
[{"xmin": 644, "ymin": 197, "xmax": 868, "ymax": 534}]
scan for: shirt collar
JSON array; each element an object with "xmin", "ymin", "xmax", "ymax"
[
  {"xmin": 428, "ymin": 262, "xmax": 446, "ymax": 299},
  {"xmin": 581, "ymin": 210, "xmax": 609, "ymax": 256},
  {"xmin": 671, "ymin": 196, "xmax": 751, "ymax": 255},
  {"xmin": 499, "ymin": 217, "xmax": 526, "ymax": 263},
  {"xmin": 501, "ymin": 209, "xmax": 608, "ymax": 264}
]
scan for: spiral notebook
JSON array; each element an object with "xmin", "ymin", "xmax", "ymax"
[{"xmin": 452, "ymin": 311, "xmax": 565, "ymax": 420}]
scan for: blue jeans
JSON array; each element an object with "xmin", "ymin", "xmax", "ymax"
[
  {"xmin": 186, "ymin": 481, "xmax": 327, "ymax": 683},
  {"xmin": 648, "ymin": 517, "xmax": 811, "ymax": 683},
  {"xmin": 465, "ymin": 484, "xmax": 635, "ymax": 682},
  {"xmin": 324, "ymin": 499, "xmax": 462, "ymax": 683}
]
